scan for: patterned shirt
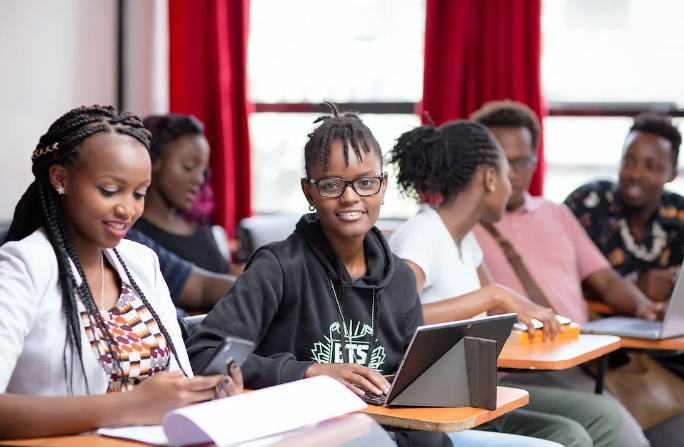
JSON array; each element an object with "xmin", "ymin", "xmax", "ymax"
[
  {"xmin": 78, "ymin": 283, "xmax": 170, "ymax": 392},
  {"xmin": 564, "ymin": 180, "xmax": 684, "ymax": 282}
]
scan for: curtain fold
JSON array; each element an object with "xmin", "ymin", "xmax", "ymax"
[
  {"xmin": 422, "ymin": 0, "xmax": 546, "ymax": 195},
  {"xmin": 168, "ymin": 0, "xmax": 252, "ymax": 236}
]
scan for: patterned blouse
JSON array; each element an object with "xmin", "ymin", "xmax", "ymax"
[
  {"xmin": 564, "ymin": 180, "xmax": 684, "ymax": 282},
  {"xmin": 78, "ymin": 283, "xmax": 170, "ymax": 392}
]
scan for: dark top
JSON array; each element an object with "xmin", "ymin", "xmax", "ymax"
[
  {"xmin": 124, "ymin": 229, "xmax": 193, "ymax": 315},
  {"xmin": 564, "ymin": 180, "xmax": 684, "ymax": 281},
  {"xmin": 186, "ymin": 213, "xmax": 424, "ymax": 388},
  {"xmin": 185, "ymin": 214, "xmax": 441, "ymax": 447},
  {"xmin": 133, "ymin": 218, "xmax": 229, "ymax": 274}
]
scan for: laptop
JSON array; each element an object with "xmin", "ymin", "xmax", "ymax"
[
  {"xmin": 359, "ymin": 313, "xmax": 516, "ymax": 406},
  {"xmin": 580, "ymin": 272, "xmax": 684, "ymax": 340}
]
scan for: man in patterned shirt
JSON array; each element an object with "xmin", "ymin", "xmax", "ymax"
[{"xmin": 565, "ymin": 113, "xmax": 684, "ymax": 303}]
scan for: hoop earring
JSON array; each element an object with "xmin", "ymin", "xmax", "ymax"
[
  {"xmin": 381, "ymin": 200, "xmax": 385, "ymax": 205},
  {"xmin": 308, "ymin": 204, "xmax": 316, "ymax": 211},
  {"xmin": 56, "ymin": 185, "xmax": 65, "ymax": 195}
]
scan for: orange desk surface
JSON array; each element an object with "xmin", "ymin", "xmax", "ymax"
[{"xmin": 360, "ymin": 386, "xmax": 528, "ymax": 432}]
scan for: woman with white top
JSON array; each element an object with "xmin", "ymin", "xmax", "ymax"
[
  {"xmin": 388, "ymin": 119, "xmax": 621, "ymax": 447},
  {"xmin": 0, "ymin": 105, "xmax": 242, "ymax": 439}
]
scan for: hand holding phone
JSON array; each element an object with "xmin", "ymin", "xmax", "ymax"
[{"xmin": 198, "ymin": 336, "xmax": 255, "ymax": 376}]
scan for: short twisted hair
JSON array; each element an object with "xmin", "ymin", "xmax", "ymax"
[
  {"xmin": 470, "ymin": 100, "xmax": 541, "ymax": 152},
  {"xmin": 303, "ymin": 102, "xmax": 382, "ymax": 176},
  {"xmin": 630, "ymin": 113, "xmax": 682, "ymax": 168}
]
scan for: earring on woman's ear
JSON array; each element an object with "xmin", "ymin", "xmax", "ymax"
[
  {"xmin": 381, "ymin": 199, "xmax": 385, "ymax": 205},
  {"xmin": 308, "ymin": 204, "xmax": 316, "ymax": 211},
  {"xmin": 56, "ymin": 185, "xmax": 65, "ymax": 195}
]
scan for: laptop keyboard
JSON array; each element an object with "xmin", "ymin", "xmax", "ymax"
[
  {"xmin": 625, "ymin": 320, "xmax": 662, "ymax": 331},
  {"xmin": 599, "ymin": 319, "xmax": 661, "ymax": 332},
  {"xmin": 355, "ymin": 376, "xmax": 394, "ymax": 406},
  {"xmin": 359, "ymin": 390, "xmax": 387, "ymax": 406}
]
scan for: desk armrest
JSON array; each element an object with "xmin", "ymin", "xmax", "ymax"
[{"xmin": 587, "ymin": 300, "xmax": 616, "ymax": 316}]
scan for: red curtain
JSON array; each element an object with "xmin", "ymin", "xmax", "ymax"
[
  {"xmin": 168, "ymin": 0, "xmax": 252, "ymax": 236},
  {"xmin": 422, "ymin": 0, "xmax": 546, "ymax": 195}
]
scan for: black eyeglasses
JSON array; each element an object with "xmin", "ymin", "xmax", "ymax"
[
  {"xmin": 307, "ymin": 175, "xmax": 385, "ymax": 198},
  {"xmin": 508, "ymin": 156, "xmax": 538, "ymax": 171}
]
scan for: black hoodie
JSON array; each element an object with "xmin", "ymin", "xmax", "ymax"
[{"xmin": 186, "ymin": 213, "xmax": 424, "ymax": 388}]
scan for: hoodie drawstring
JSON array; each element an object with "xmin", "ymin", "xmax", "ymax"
[{"xmin": 327, "ymin": 274, "xmax": 376, "ymax": 364}]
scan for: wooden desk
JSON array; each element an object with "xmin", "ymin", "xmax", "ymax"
[
  {"xmin": 0, "ymin": 414, "xmax": 392, "ymax": 447},
  {"xmin": 0, "ymin": 436, "xmax": 140, "ymax": 447},
  {"xmin": 619, "ymin": 335, "xmax": 684, "ymax": 351},
  {"xmin": 498, "ymin": 334, "xmax": 621, "ymax": 370},
  {"xmin": 360, "ymin": 386, "xmax": 528, "ymax": 432}
]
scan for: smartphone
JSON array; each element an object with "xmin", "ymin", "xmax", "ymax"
[
  {"xmin": 198, "ymin": 336, "xmax": 255, "ymax": 375},
  {"xmin": 513, "ymin": 315, "xmax": 572, "ymax": 332}
]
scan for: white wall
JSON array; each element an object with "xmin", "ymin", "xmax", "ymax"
[
  {"xmin": 123, "ymin": 0, "xmax": 169, "ymax": 119},
  {"xmin": 0, "ymin": 0, "xmax": 118, "ymax": 221}
]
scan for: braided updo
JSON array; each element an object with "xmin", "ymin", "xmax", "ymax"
[{"xmin": 389, "ymin": 120, "xmax": 502, "ymax": 205}]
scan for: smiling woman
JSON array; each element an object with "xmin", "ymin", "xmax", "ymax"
[
  {"xmin": 0, "ymin": 106, "xmax": 243, "ymax": 439},
  {"xmin": 185, "ymin": 103, "xmax": 564, "ymax": 447},
  {"xmin": 133, "ymin": 114, "xmax": 231, "ymax": 275}
]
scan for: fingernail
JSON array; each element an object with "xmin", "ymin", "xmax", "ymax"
[
  {"xmin": 231, "ymin": 362, "xmax": 239, "ymax": 371},
  {"xmin": 215, "ymin": 383, "xmax": 225, "ymax": 397},
  {"xmin": 223, "ymin": 377, "xmax": 231, "ymax": 386}
]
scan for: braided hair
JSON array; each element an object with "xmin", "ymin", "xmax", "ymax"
[
  {"xmin": 5, "ymin": 105, "xmax": 188, "ymax": 394},
  {"xmin": 304, "ymin": 102, "xmax": 382, "ymax": 176},
  {"xmin": 389, "ymin": 120, "xmax": 502, "ymax": 205},
  {"xmin": 630, "ymin": 112, "xmax": 682, "ymax": 168},
  {"xmin": 142, "ymin": 113, "xmax": 204, "ymax": 164},
  {"xmin": 143, "ymin": 113, "xmax": 213, "ymax": 222}
]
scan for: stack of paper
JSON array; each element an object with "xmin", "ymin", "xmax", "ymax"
[{"xmin": 97, "ymin": 376, "xmax": 366, "ymax": 446}]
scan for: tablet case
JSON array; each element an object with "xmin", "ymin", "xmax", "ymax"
[{"xmin": 389, "ymin": 336, "xmax": 498, "ymax": 410}]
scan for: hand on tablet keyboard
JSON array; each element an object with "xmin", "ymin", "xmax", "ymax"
[
  {"xmin": 303, "ymin": 363, "xmax": 391, "ymax": 397},
  {"xmin": 356, "ymin": 387, "xmax": 387, "ymax": 406}
]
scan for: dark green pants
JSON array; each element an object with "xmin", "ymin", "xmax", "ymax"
[{"xmin": 475, "ymin": 383, "xmax": 621, "ymax": 447}]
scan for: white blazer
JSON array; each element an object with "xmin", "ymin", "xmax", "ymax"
[{"xmin": 0, "ymin": 228, "xmax": 192, "ymax": 395}]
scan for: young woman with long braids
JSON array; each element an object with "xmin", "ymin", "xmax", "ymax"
[{"xmin": 0, "ymin": 105, "xmax": 242, "ymax": 439}]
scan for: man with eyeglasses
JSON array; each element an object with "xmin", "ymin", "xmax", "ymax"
[{"xmin": 470, "ymin": 100, "xmax": 665, "ymax": 447}]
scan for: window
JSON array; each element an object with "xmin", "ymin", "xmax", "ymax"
[
  {"xmin": 542, "ymin": 0, "xmax": 684, "ymax": 104},
  {"xmin": 541, "ymin": 0, "xmax": 684, "ymax": 203},
  {"xmin": 248, "ymin": 0, "xmax": 425, "ymax": 217},
  {"xmin": 248, "ymin": 0, "xmax": 684, "ymax": 216}
]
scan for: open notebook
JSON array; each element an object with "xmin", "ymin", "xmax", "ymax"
[{"xmin": 97, "ymin": 376, "xmax": 366, "ymax": 446}]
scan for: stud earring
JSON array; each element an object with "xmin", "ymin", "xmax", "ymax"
[
  {"xmin": 56, "ymin": 185, "xmax": 65, "ymax": 195},
  {"xmin": 308, "ymin": 204, "xmax": 316, "ymax": 211}
]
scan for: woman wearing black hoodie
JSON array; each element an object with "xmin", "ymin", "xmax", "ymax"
[{"xmin": 186, "ymin": 104, "xmax": 559, "ymax": 447}]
